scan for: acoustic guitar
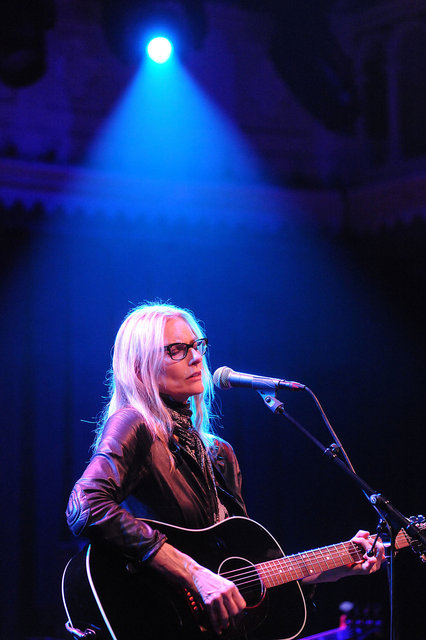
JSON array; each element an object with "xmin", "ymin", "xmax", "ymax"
[{"xmin": 62, "ymin": 516, "xmax": 422, "ymax": 640}]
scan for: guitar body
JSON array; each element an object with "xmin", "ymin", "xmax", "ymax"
[{"xmin": 62, "ymin": 516, "xmax": 307, "ymax": 640}]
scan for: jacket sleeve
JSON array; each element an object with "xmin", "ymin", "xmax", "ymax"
[{"xmin": 66, "ymin": 408, "xmax": 166, "ymax": 563}]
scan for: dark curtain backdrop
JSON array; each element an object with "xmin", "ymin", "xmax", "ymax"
[{"xmin": 1, "ymin": 201, "xmax": 424, "ymax": 639}]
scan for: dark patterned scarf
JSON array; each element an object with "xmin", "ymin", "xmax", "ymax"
[{"xmin": 162, "ymin": 395, "xmax": 221, "ymax": 522}]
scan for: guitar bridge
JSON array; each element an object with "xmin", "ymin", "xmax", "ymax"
[{"xmin": 184, "ymin": 589, "xmax": 209, "ymax": 632}]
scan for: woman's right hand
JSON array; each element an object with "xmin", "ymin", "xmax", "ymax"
[{"xmin": 148, "ymin": 542, "xmax": 246, "ymax": 635}]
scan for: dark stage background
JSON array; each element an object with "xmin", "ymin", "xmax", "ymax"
[
  {"xmin": 0, "ymin": 1, "xmax": 425, "ymax": 638},
  {"xmin": 0, "ymin": 203, "xmax": 424, "ymax": 640}
]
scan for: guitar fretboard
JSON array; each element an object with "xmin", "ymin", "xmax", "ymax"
[
  {"xmin": 256, "ymin": 526, "xmax": 415, "ymax": 588},
  {"xmin": 257, "ymin": 540, "xmax": 362, "ymax": 587}
]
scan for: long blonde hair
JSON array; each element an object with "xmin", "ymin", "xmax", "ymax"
[{"xmin": 93, "ymin": 302, "xmax": 216, "ymax": 452}]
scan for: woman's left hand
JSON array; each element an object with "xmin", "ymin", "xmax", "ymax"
[
  {"xmin": 345, "ymin": 529, "xmax": 385, "ymax": 576},
  {"xmin": 302, "ymin": 529, "xmax": 385, "ymax": 584}
]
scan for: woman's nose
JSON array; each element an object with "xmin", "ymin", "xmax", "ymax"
[{"xmin": 188, "ymin": 347, "xmax": 202, "ymax": 364}]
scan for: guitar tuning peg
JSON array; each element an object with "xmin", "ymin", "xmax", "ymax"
[{"xmin": 406, "ymin": 516, "xmax": 426, "ymax": 563}]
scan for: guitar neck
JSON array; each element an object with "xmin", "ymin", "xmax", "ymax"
[
  {"xmin": 256, "ymin": 527, "xmax": 412, "ymax": 588},
  {"xmin": 256, "ymin": 540, "xmax": 361, "ymax": 587}
]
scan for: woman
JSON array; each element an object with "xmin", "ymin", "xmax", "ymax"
[{"xmin": 66, "ymin": 302, "xmax": 384, "ymax": 637}]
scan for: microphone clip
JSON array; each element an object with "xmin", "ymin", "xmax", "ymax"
[{"xmin": 257, "ymin": 390, "xmax": 285, "ymax": 414}]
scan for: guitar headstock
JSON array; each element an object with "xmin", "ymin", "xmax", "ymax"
[{"xmin": 395, "ymin": 515, "xmax": 426, "ymax": 562}]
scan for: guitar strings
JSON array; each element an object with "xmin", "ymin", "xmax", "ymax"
[
  {"xmin": 217, "ymin": 541, "xmax": 363, "ymax": 590},
  {"xmin": 220, "ymin": 541, "xmax": 362, "ymax": 579},
  {"xmin": 203, "ymin": 527, "xmax": 416, "ymax": 592}
]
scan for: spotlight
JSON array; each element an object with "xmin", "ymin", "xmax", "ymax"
[
  {"xmin": 146, "ymin": 36, "xmax": 173, "ymax": 63},
  {"xmin": 102, "ymin": 0, "xmax": 208, "ymax": 64}
]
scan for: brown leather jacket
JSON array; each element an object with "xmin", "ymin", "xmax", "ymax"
[{"xmin": 66, "ymin": 405, "xmax": 247, "ymax": 564}]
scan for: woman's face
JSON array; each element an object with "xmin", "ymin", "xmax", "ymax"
[{"xmin": 157, "ymin": 317, "xmax": 205, "ymax": 403}]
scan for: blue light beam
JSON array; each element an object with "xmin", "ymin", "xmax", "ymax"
[{"xmin": 85, "ymin": 58, "xmax": 264, "ymax": 186}]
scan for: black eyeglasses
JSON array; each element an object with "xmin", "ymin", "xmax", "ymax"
[{"xmin": 164, "ymin": 338, "xmax": 208, "ymax": 361}]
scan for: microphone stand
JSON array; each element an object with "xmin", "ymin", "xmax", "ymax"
[{"xmin": 257, "ymin": 389, "xmax": 426, "ymax": 640}]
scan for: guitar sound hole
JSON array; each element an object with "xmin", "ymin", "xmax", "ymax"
[{"xmin": 218, "ymin": 557, "xmax": 265, "ymax": 608}]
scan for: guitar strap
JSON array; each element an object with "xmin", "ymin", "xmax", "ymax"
[{"xmin": 211, "ymin": 463, "xmax": 248, "ymax": 519}]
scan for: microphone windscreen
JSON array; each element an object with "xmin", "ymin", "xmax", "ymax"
[{"xmin": 212, "ymin": 366, "xmax": 232, "ymax": 389}]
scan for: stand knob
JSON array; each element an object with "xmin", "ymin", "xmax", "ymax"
[{"xmin": 65, "ymin": 620, "xmax": 99, "ymax": 639}]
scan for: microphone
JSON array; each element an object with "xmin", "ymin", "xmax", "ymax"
[{"xmin": 213, "ymin": 366, "xmax": 305, "ymax": 391}]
